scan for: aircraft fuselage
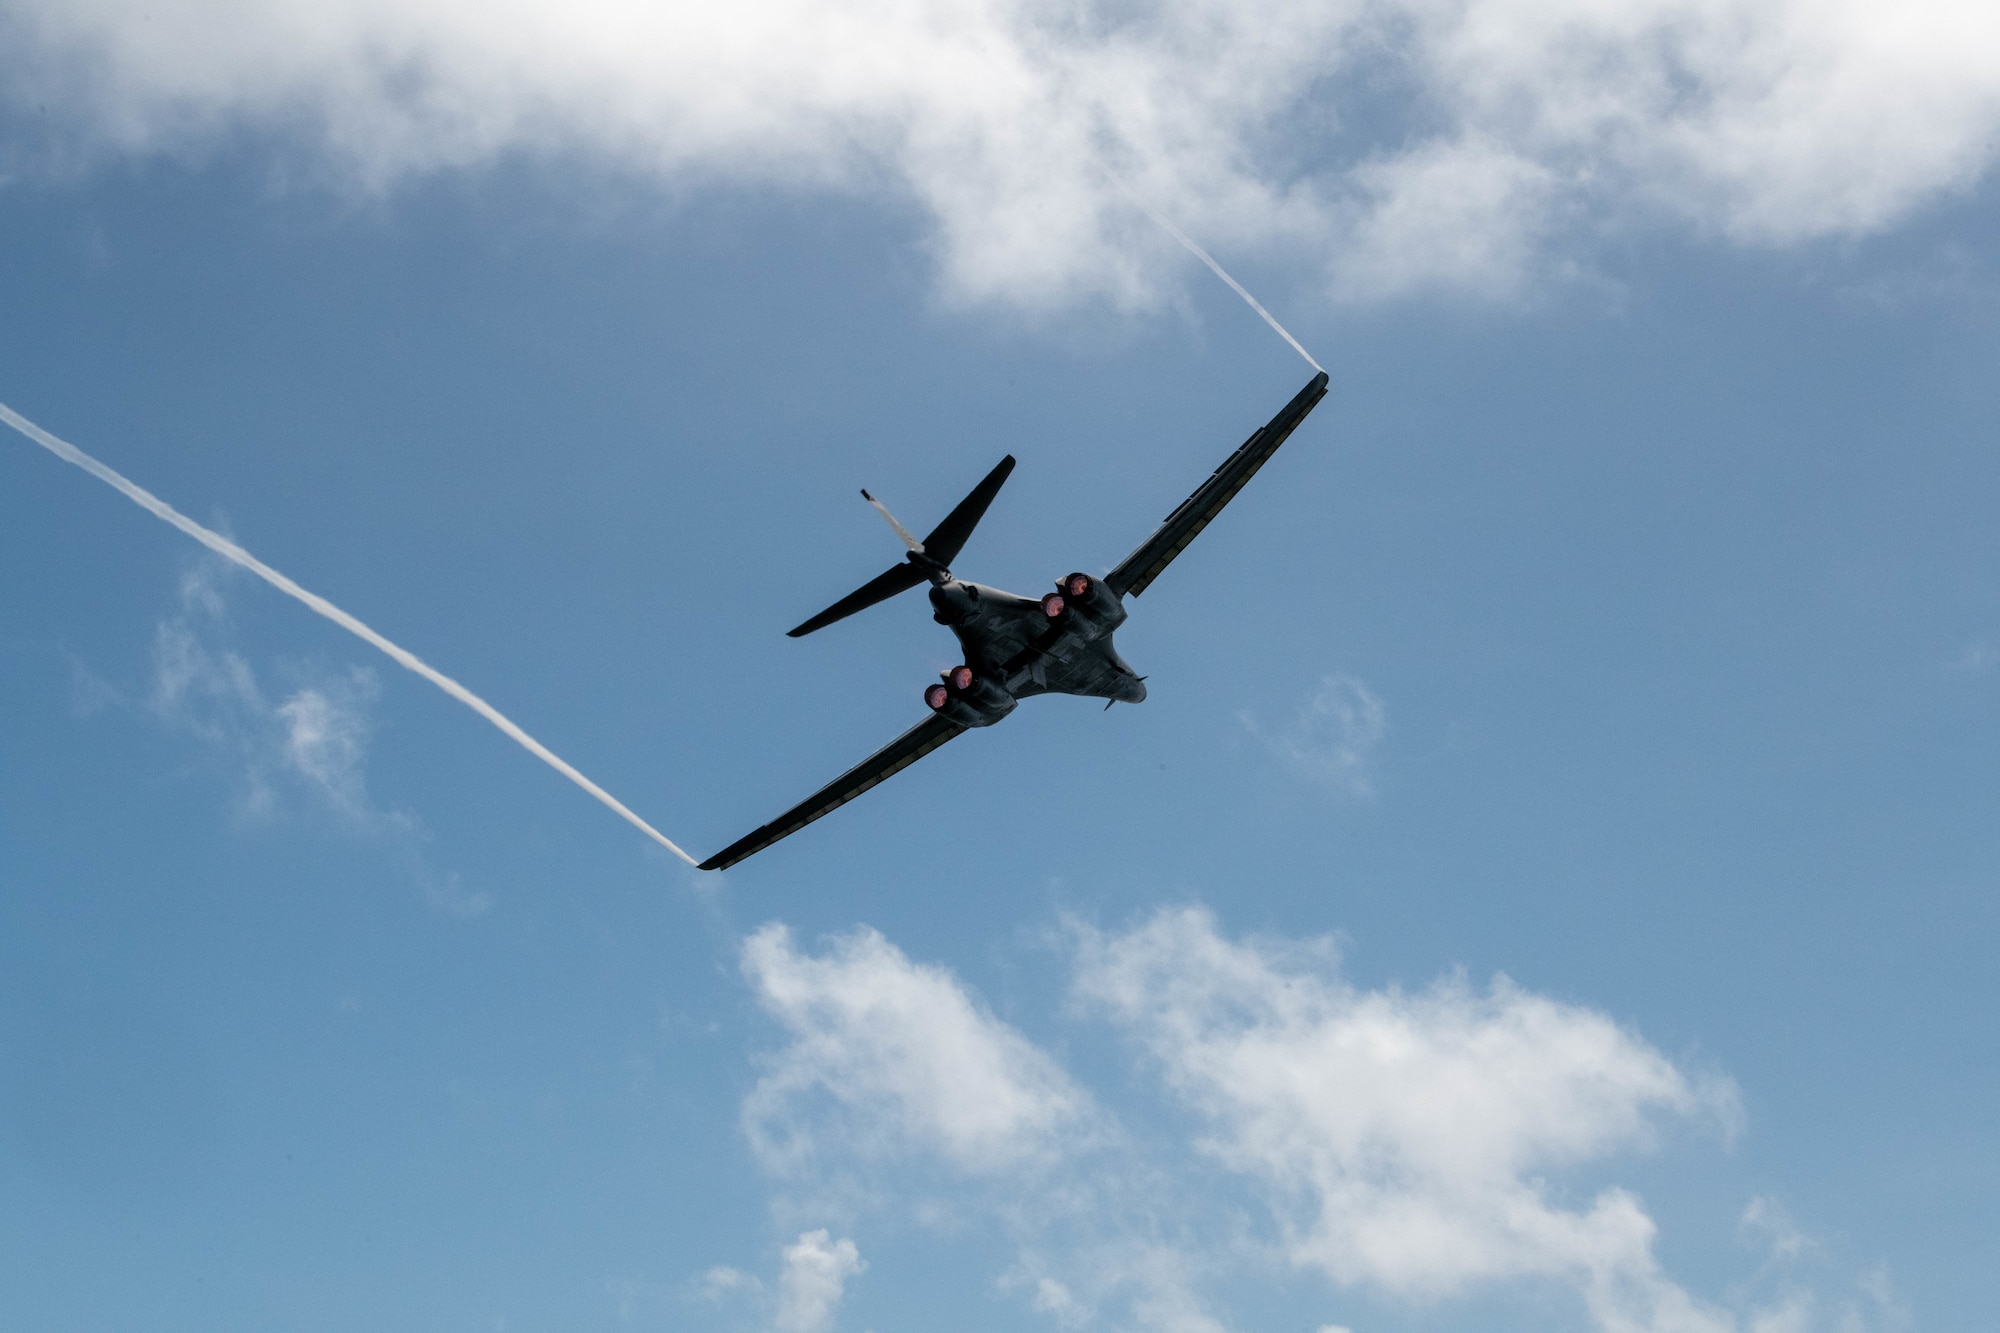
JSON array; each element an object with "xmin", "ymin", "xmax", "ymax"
[{"xmin": 925, "ymin": 573, "xmax": 1146, "ymax": 726}]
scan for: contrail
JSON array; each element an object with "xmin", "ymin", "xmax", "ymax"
[
  {"xmin": 1092, "ymin": 156, "xmax": 1324, "ymax": 375},
  {"xmin": 1, "ymin": 400, "xmax": 700, "ymax": 867}
]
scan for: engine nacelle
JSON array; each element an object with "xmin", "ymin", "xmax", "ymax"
[
  {"xmin": 924, "ymin": 665, "xmax": 1017, "ymax": 727},
  {"xmin": 1048, "ymin": 571, "xmax": 1125, "ymax": 639}
]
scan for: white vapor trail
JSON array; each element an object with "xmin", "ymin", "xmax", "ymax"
[
  {"xmin": 2, "ymin": 400, "xmax": 700, "ymax": 867},
  {"xmin": 1145, "ymin": 208, "xmax": 1324, "ymax": 375},
  {"xmin": 1095, "ymin": 160, "xmax": 1324, "ymax": 375}
]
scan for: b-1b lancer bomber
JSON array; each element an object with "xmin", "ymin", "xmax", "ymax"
[{"xmin": 699, "ymin": 371, "xmax": 1329, "ymax": 870}]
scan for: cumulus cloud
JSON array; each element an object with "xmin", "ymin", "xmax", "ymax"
[
  {"xmin": 775, "ymin": 1230, "xmax": 865, "ymax": 1333},
  {"xmin": 1073, "ymin": 907, "xmax": 1741, "ymax": 1333},
  {"xmin": 5, "ymin": 0, "xmax": 1998, "ymax": 303},
  {"xmin": 740, "ymin": 922, "xmax": 1092, "ymax": 1175},
  {"xmin": 1240, "ymin": 673, "xmax": 1387, "ymax": 798},
  {"xmin": 730, "ymin": 909, "xmax": 1789, "ymax": 1333},
  {"xmin": 740, "ymin": 923, "xmax": 1242, "ymax": 1331},
  {"xmin": 691, "ymin": 1230, "xmax": 865, "ymax": 1333}
]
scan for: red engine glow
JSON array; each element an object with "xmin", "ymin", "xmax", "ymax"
[
  {"xmin": 1065, "ymin": 573, "xmax": 1092, "ymax": 598},
  {"xmin": 949, "ymin": 665, "xmax": 975, "ymax": 691},
  {"xmin": 925, "ymin": 683, "xmax": 950, "ymax": 710},
  {"xmin": 1041, "ymin": 593, "xmax": 1065, "ymax": 618}
]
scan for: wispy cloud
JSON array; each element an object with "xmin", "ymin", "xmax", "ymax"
[
  {"xmin": 1239, "ymin": 674, "xmax": 1387, "ymax": 799},
  {"xmin": 91, "ymin": 558, "xmax": 488, "ymax": 914},
  {"xmin": 5, "ymin": 0, "xmax": 1997, "ymax": 305},
  {"xmin": 1740, "ymin": 1197, "xmax": 1814, "ymax": 1264},
  {"xmin": 148, "ymin": 560, "xmax": 392, "ymax": 827},
  {"xmin": 1731, "ymin": 1201, "xmax": 1912, "ymax": 1333},
  {"xmin": 1945, "ymin": 639, "xmax": 1997, "ymax": 676}
]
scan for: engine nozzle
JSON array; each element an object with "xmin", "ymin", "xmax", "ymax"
[{"xmin": 925, "ymin": 665, "xmax": 1018, "ymax": 728}]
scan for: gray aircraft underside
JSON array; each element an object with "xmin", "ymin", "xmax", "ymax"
[
  {"xmin": 929, "ymin": 574, "xmax": 1146, "ymax": 717},
  {"xmin": 699, "ymin": 370, "xmax": 1329, "ymax": 871}
]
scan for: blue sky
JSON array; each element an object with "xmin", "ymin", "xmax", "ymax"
[{"xmin": 2, "ymin": 3, "xmax": 1998, "ymax": 1331}]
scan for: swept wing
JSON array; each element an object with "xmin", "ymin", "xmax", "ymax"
[
  {"xmin": 1105, "ymin": 371, "xmax": 1329, "ymax": 598},
  {"xmin": 697, "ymin": 713, "xmax": 966, "ymax": 870}
]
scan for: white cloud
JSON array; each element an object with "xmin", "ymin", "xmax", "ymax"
[
  {"xmin": 685, "ymin": 1233, "xmax": 865, "ymax": 1333},
  {"xmin": 741, "ymin": 922, "xmax": 1092, "ymax": 1175},
  {"xmin": 1729, "ymin": 1204, "xmax": 1912, "ymax": 1333},
  {"xmin": 1240, "ymin": 674, "xmax": 1387, "ymax": 798},
  {"xmin": 775, "ymin": 1230, "xmax": 865, "ymax": 1333},
  {"xmin": 1030, "ymin": 1276, "xmax": 1082, "ymax": 1324},
  {"xmin": 741, "ymin": 924, "xmax": 1240, "ymax": 1333},
  {"xmin": 108, "ymin": 559, "xmax": 490, "ymax": 913},
  {"xmin": 150, "ymin": 562, "xmax": 385, "ymax": 824},
  {"xmin": 273, "ymin": 684, "xmax": 370, "ymax": 813},
  {"xmin": 1852, "ymin": 1267, "xmax": 1912, "ymax": 1333},
  {"xmin": 696, "ymin": 1264, "xmax": 757, "ymax": 1301},
  {"xmin": 5, "ymin": 0, "xmax": 1998, "ymax": 304},
  {"xmin": 731, "ymin": 912, "xmax": 1902, "ymax": 1333},
  {"xmin": 1003, "ymin": 1238, "xmax": 1244, "ymax": 1333},
  {"xmin": 1073, "ymin": 907, "xmax": 1740, "ymax": 1333},
  {"xmin": 1116, "ymin": 1247, "xmax": 1231, "ymax": 1333},
  {"xmin": 1739, "ymin": 1196, "xmax": 1813, "ymax": 1263}
]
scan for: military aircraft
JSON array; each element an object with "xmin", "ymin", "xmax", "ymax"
[{"xmin": 699, "ymin": 370, "xmax": 1329, "ymax": 870}]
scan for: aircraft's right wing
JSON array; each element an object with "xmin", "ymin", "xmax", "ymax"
[
  {"xmin": 698, "ymin": 713, "xmax": 967, "ymax": 870},
  {"xmin": 1105, "ymin": 371, "xmax": 1329, "ymax": 599}
]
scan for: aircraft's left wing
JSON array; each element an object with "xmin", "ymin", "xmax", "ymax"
[
  {"xmin": 1106, "ymin": 371, "xmax": 1329, "ymax": 599},
  {"xmin": 698, "ymin": 713, "xmax": 967, "ymax": 870}
]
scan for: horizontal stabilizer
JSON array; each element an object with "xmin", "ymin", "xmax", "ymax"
[{"xmin": 787, "ymin": 561, "xmax": 928, "ymax": 637}]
